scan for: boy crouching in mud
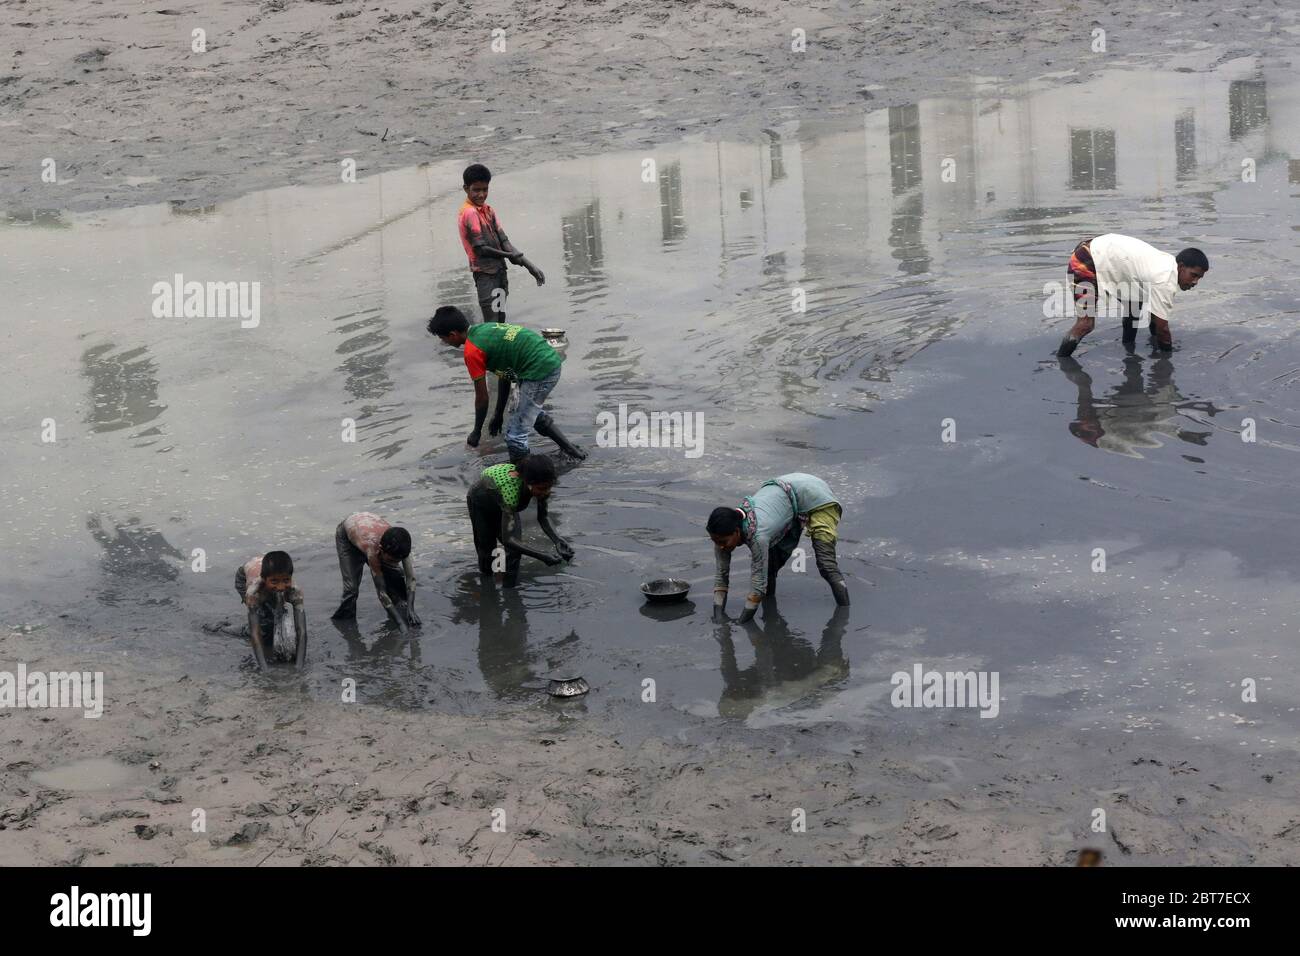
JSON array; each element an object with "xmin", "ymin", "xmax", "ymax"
[
  {"xmin": 330, "ymin": 512, "xmax": 421, "ymax": 633},
  {"xmin": 707, "ymin": 472, "xmax": 850, "ymax": 623},
  {"xmin": 467, "ymin": 454, "xmax": 573, "ymax": 587},
  {"xmin": 235, "ymin": 550, "xmax": 307, "ymax": 669}
]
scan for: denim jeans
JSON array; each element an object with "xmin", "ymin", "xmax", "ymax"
[{"xmin": 506, "ymin": 366, "xmax": 561, "ymax": 456}]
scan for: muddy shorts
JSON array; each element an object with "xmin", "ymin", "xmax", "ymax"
[
  {"xmin": 473, "ymin": 269, "xmax": 508, "ymax": 323},
  {"xmin": 1068, "ymin": 239, "xmax": 1098, "ymax": 319}
]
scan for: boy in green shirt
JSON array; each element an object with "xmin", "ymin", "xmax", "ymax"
[{"xmin": 428, "ymin": 306, "xmax": 587, "ymax": 463}]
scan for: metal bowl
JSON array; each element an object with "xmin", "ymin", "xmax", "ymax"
[
  {"xmin": 540, "ymin": 328, "xmax": 568, "ymax": 353},
  {"xmin": 640, "ymin": 578, "xmax": 691, "ymax": 604},
  {"xmin": 547, "ymin": 676, "xmax": 589, "ymax": 698}
]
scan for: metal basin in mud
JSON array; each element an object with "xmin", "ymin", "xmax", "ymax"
[
  {"xmin": 548, "ymin": 676, "xmax": 590, "ymax": 698},
  {"xmin": 640, "ymin": 578, "xmax": 691, "ymax": 604}
]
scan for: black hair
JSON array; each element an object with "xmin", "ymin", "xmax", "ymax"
[
  {"xmin": 380, "ymin": 527, "xmax": 412, "ymax": 560},
  {"xmin": 463, "ymin": 163, "xmax": 492, "ymax": 187},
  {"xmin": 262, "ymin": 550, "xmax": 294, "ymax": 577},
  {"xmin": 1176, "ymin": 248, "xmax": 1209, "ymax": 272},
  {"xmin": 428, "ymin": 306, "xmax": 470, "ymax": 338},
  {"xmin": 517, "ymin": 454, "xmax": 557, "ymax": 485},
  {"xmin": 707, "ymin": 507, "xmax": 743, "ymax": 536}
]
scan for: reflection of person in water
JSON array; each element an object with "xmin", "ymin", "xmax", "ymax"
[
  {"xmin": 1058, "ymin": 355, "xmax": 1215, "ymax": 455},
  {"xmin": 448, "ymin": 575, "xmax": 543, "ymax": 699},
  {"xmin": 86, "ymin": 514, "xmax": 185, "ymax": 607},
  {"xmin": 328, "ymin": 614, "xmax": 421, "ymax": 663},
  {"xmin": 716, "ymin": 603, "xmax": 849, "ymax": 720}
]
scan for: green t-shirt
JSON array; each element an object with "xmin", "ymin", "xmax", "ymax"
[
  {"xmin": 464, "ymin": 323, "xmax": 562, "ymax": 383},
  {"xmin": 482, "ymin": 463, "xmax": 525, "ymax": 510}
]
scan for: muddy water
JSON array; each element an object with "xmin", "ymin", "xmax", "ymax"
[{"xmin": 3, "ymin": 58, "xmax": 1298, "ymax": 757}]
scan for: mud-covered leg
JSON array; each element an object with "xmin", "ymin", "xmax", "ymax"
[
  {"xmin": 331, "ymin": 522, "xmax": 364, "ymax": 619},
  {"xmin": 812, "ymin": 539, "xmax": 850, "ymax": 606}
]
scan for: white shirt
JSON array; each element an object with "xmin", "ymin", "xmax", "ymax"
[{"xmin": 1090, "ymin": 233, "xmax": 1179, "ymax": 327}]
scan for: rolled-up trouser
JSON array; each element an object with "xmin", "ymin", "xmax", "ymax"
[
  {"xmin": 806, "ymin": 502, "xmax": 842, "ymax": 543},
  {"xmin": 506, "ymin": 366, "xmax": 561, "ymax": 458},
  {"xmin": 474, "ymin": 269, "xmax": 508, "ymax": 323},
  {"xmin": 1068, "ymin": 240, "xmax": 1098, "ymax": 323},
  {"xmin": 334, "ymin": 523, "xmax": 406, "ymax": 610},
  {"xmin": 467, "ymin": 485, "xmax": 522, "ymax": 585}
]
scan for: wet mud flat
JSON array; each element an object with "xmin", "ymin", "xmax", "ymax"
[
  {"xmin": 3, "ymin": 628, "xmax": 1296, "ymax": 866},
  {"xmin": 3, "ymin": 7, "xmax": 1300, "ymax": 866},
  {"xmin": 3, "ymin": 0, "xmax": 1300, "ymax": 214}
]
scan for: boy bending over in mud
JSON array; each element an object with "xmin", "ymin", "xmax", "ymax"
[
  {"xmin": 235, "ymin": 550, "xmax": 307, "ymax": 669},
  {"xmin": 330, "ymin": 512, "xmax": 420, "ymax": 632},
  {"xmin": 707, "ymin": 472, "xmax": 850, "ymax": 623},
  {"xmin": 467, "ymin": 454, "xmax": 573, "ymax": 587}
]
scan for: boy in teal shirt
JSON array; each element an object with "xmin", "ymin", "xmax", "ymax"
[{"xmin": 707, "ymin": 473, "xmax": 850, "ymax": 622}]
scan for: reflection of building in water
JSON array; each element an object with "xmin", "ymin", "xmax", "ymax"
[
  {"xmin": 658, "ymin": 161, "xmax": 686, "ymax": 246},
  {"xmin": 1058, "ymin": 356, "xmax": 1219, "ymax": 458},
  {"xmin": 1069, "ymin": 127, "xmax": 1117, "ymax": 191},
  {"xmin": 561, "ymin": 199, "xmax": 606, "ymax": 297}
]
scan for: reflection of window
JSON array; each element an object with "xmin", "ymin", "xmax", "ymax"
[
  {"xmin": 1069, "ymin": 128, "xmax": 1116, "ymax": 190},
  {"xmin": 1229, "ymin": 79, "xmax": 1268, "ymax": 141},
  {"xmin": 1175, "ymin": 110, "xmax": 1196, "ymax": 181},
  {"xmin": 658, "ymin": 162, "xmax": 685, "ymax": 244},
  {"xmin": 1291, "ymin": 159, "xmax": 1300, "ymax": 185},
  {"xmin": 888, "ymin": 105, "xmax": 922, "ymax": 195},
  {"xmin": 561, "ymin": 200, "xmax": 603, "ymax": 285},
  {"xmin": 764, "ymin": 129, "xmax": 786, "ymax": 183}
]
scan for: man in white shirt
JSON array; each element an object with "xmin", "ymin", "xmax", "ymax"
[{"xmin": 1056, "ymin": 234, "xmax": 1209, "ymax": 357}]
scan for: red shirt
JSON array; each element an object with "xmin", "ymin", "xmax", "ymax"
[{"xmin": 458, "ymin": 200, "xmax": 508, "ymax": 273}]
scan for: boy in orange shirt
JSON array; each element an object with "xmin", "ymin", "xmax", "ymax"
[{"xmin": 458, "ymin": 163, "xmax": 545, "ymax": 324}]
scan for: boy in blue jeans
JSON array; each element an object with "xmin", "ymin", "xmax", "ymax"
[{"xmin": 429, "ymin": 306, "xmax": 587, "ymax": 464}]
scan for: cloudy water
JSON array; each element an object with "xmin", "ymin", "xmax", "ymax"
[{"xmin": 3, "ymin": 57, "xmax": 1298, "ymax": 755}]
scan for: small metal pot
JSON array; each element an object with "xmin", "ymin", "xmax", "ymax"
[
  {"xmin": 540, "ymin": 328, "xmax": 568, "ymax": 354},
  {"xmin": 547, "ymin": 676, "xmax": 589, "ymax": 698}
]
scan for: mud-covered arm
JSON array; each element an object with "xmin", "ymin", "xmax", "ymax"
[
  {"xmin": 248, "ymin": 606, "xmax": 269, "ymax": 670},
  {"xmin": 489, "ymin": 377, "xmax": 510, "ymax": 434},
  {"xmin": 400, "ymin": 556, "xmax": 421, "ymax": 626},
  {"xmin": 1150, "ymin": 314, "xmax": 1172, "ymax": 349},
  {"xmin": 735, "ymin": 537, "xmax": 768, "ymax": 624},
  {"xmin": 366, "ymin": 555, "xmax": 408, "ymax": 632},
  {"xmin": 500, "ymin": 508, "xmax": 560, "ymax": 565},
  {"xmin": 293, "ymin": 601, "xmax": 308, "ymax": 668},
  {"xmin": 496, "ymin": 225, "xmax": 544, "ymax": 283},
  {"xmin": 468, "ymin": 377, "xmax": 490, "ymax": 445},
  {"xmin": 535, "ymin": 497, "xmax": 570, "ymax": 551}
]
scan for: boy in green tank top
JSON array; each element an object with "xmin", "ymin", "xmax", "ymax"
[{"xmin": 466, "ymin": 454, "xmax": 574, "ymax": 587}]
